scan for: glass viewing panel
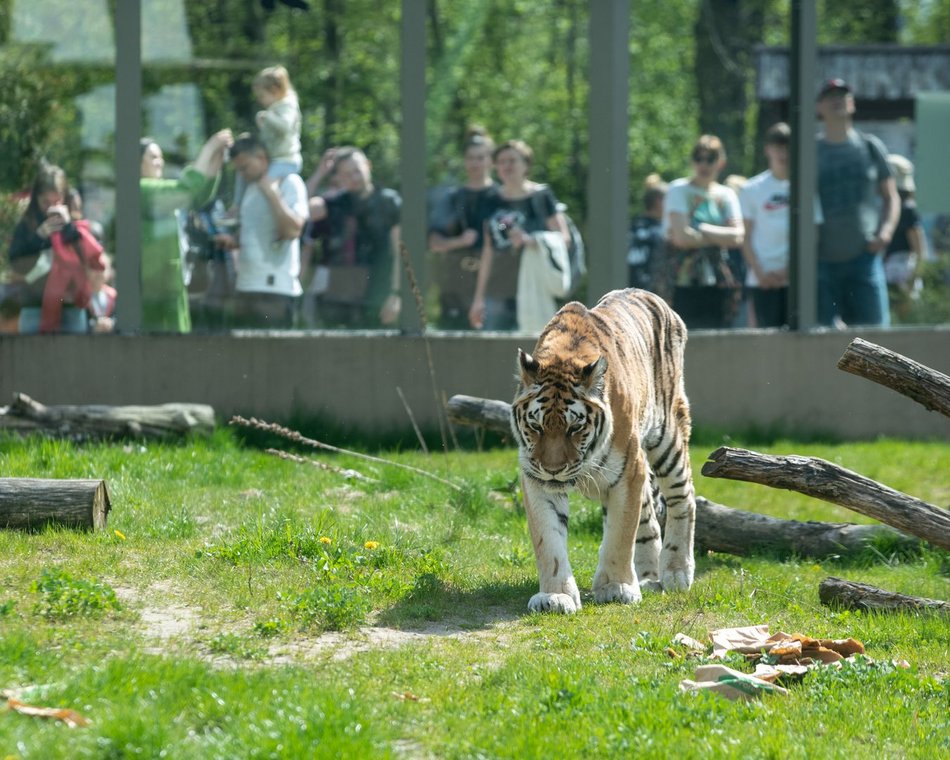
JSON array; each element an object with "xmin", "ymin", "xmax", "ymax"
[{"xmin": 0, "ymin": 1, "xmax": 947, "ymax": 335}]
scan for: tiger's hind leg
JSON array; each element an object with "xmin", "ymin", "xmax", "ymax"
[
  {"xmin": 635, "ymin": 472, "xmax": 663, "ymax": 593},
  {"xmin": 646, "ymin": 400, "xmax": 696, "ymax": 592}
]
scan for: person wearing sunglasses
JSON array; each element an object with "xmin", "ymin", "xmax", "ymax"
[{"xmin": 663, "ymin": 134, "xmax": 745, "ymax": 329}]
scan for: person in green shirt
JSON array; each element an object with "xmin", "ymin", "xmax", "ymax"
[{"xmin": 139, "ymin": 128, "xmax": 233, "ymax": 332}]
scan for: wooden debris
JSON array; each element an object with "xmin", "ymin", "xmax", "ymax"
[
  {"xmin": 0, "ymin": 478, "xmax": 111, "ymax": 531},
  {"xmin": 445, "ymin": 394, "xmax": 512, "ymax": 436},
  {"xmin": 819, "ymin": 576, "xmax": 949, "ymax": 615},
  {"xmin": 0, "ymin": 392, "xmax": 214, "ymax": 440},
  {"xmin": 264, "ymin": 448, "xmax": 380, "ymax": 484},
  {"xmin": 837, "ymin": 338, "xmax": 950, "ymax": 418},
  {"xmin": 230, "ymin": 415, "xmax": 462, "ymax": 491},
  {"xmin": 695, "ymin": 496, "xmax": 918, "ymax": 559},
  {"xmin": 702, "ymin": 447, "xmax": 950, "ymax": 551}
]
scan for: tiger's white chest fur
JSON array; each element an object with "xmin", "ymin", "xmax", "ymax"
[{"xmin": 575, "ymin": 439, "xmax": 627, "ymax": 502}]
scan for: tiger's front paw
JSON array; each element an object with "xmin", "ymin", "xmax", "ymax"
[
  {"xmin": 528, "ymin": 592, "xmax": 581, "ymax": 614},
  {"xmin": 593, "ymin": 582, "xmax": 642, "ymax": 605},
  {"xmin": 660, "ymin": 564, "xmax": 694, "ymax": 592}
]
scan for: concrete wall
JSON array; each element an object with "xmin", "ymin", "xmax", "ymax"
[{"xmin": 1, "ymin": 327, "xmax": 948, "ymax": 440}]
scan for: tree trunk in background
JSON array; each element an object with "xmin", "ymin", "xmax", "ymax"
[
  {"xmin": 694, "ymin": 0, "xmax": 765, "ymax": 177},
  {"xmin": 825, "ymin": 0, "xmax": 899, "ymax": 43},
  {"xmin": 323, "ymin": 0, "xmax": 343, "ymax": 148}
]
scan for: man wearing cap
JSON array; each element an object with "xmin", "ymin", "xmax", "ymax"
[{"xmin": 815, "ymin": 78, "xmax": 899, "ymax": 327}]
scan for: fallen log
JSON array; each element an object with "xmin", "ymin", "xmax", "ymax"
[
  {"xmin": 0, "ymin": 393, "xmax": 215, "ymax": 440},
  {"xmin": 819, "ymin": 577, "xmax": 949, "ymax": 615},
  {"xmin": 445, "ymin": 394, "xmax": 511, "ymax": 436},
  {"xmin": 702, "ymin": 447, "xmax": 950, "ymax": 551},
  {"xmin": 837, "ymin": 338, "xmax": 950, "ymax": 418},
  {"xmin": 0, "ymin": 478, "xmax": 111, "ymax": 531},
  {"xmin": 695, "ymin": 497, "xmax": 919, "ymax": 559}
]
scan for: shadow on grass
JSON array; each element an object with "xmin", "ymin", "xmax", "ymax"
[{"xmin": 375, "ymin": 578, "xmax": 537, "ymax": 632}]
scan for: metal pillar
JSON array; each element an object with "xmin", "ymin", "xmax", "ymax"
[
  {"xmin": 789, "ymin": 0, "xmax": 818, "ymax": 330},
  {"xmin": 399, "ymin": 0, "xmax": 427, "ymax": 332},
  {"xmin": 586, "ymin": 0, "xmax": 630, "ymax": 305},
  {"xmin": 115, "ymin": 0, "xmax": 143, "ymax": 333}
]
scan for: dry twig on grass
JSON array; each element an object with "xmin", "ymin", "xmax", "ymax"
[
  {"xmin": 264, "ymin": 449, "xmax": 380, "ymax": 484},
  {"xmin": 230, "ymin": 415, "xmax": 462, "ymax": 491}
]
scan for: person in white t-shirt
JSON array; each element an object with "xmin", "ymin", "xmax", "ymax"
[
  {"xmin": 217, "ymin": 133, "xmax": 308, "ymax": 328},
  {"xmin": 739, "ymin": 122, "xmax": 792, "ymax": 328}
]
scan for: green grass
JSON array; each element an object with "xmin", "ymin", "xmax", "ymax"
[{"xmin": 0, "ymin": 430, "xmax": 947, "ymax": 758}]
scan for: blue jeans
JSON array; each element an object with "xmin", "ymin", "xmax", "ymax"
[
  {"xmin": 817, "ymin": 252, "xmax": 890, "ymax": 327},
  {"xmin": 482, "ymin": 298, "xmax": 517, "ymax": 331},
  {"xmin": 18, "ymin": 307, "xmax": 89, "ymax": 334}
]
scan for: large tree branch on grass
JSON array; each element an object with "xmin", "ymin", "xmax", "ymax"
[
  {"xmin": 0, "ymin": 393, "xmax": 214, "ymax": 440},
  {"xmin": 695, "ymin": 497, "xmax": 918, "ymax": 559},
  {"xmin": 837, "ymin": 338, "xmax": 950, "ymax": 418},
  {"xmin": 819, "ymin": 577, "xmax": 949, "ymax": 615},
  {"xmin": 702, "ymin": 447, "xmax": 950, "ymax": 551}
]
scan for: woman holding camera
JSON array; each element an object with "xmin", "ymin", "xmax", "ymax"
[
  {"xmin": 7, "ymin": 163, "xmax": 104, "ymax": 334},
  {"xmin": 468, "ymin": 139, "xmax": 569, "ymax": 330}
]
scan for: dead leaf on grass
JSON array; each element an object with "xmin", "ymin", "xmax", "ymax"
[
  {"xmin": 391, "ymin": 691, "xmax": 429, "ymax": 702},
  {"xmin": 6, "ymin": 697, "xmax": 90, "ymax": 727}
]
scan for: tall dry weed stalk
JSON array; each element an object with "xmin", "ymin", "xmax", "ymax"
[{"xmin": 398, "ymin": 242, "xmax": 450, "ymax": 453}]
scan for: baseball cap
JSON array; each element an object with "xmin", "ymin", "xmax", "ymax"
[
  {"xmin": 887, "ymin": 154, "xmax": 915, "ymax": 193},
  {"xmin": 817, "ymin": 78, "xmax": 852, "ymax": 100}
]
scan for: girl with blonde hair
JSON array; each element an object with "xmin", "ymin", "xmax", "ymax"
[{"xmin": 253, "ymin": 65, "xmax": 303, "ymax": 178}]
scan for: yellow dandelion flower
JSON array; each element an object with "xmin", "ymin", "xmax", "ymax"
[
  {"xmin": 114, "ymin": 529, "xmax": 127, "ymax": 540},
  {"xmin": 320, "ymin": 536, "xmax": 332, "ymax": 545},
  {"xmin": 364, "ymin": 540, "xmax": 379, "ymax": 550}
]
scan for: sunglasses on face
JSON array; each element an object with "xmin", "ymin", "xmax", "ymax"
[{"xmin": 692, "ymin": 153, "xmax": 719, "ymax": 165}]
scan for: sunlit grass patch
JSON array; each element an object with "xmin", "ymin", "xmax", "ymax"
[{"xmin": 0, "ymin": 430, "xmax": 946, "ymax": 758}]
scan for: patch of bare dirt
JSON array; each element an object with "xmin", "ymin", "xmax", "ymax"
[
  {"xmin": 113, "ymin": 581, "xmax": 202, "ymax": 653},
  {"xmin": 268, "ymin": 618, "xmax": 514, "ymax": 664}
]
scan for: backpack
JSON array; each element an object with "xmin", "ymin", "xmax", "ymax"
[{"xmin": 530, "ymin": 187, "xmax": 587, "ymax": 298}]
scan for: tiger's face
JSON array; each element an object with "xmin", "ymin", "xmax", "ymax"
[{"xmin": 511, "ymin": 349, "xmax": 612, "ymax": 493}]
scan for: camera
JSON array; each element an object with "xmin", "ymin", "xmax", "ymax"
[
  {"xmin": 488, "ymin": 209, "xmax": 526, "ymax": 251},
  {"xmin": 59, "ymin": 221, "xmax": 81, "ymax": 244}
]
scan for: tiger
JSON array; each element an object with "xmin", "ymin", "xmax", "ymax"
[{"xmin": 510, "ymin": 288, "xmax": 696, "ymax": 614}]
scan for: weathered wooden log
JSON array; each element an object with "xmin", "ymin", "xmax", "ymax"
[
  {"xmin": 0, "ymin": 479, "xmax": 111, "ymax": 531},
  {"xmin": 695, "ymin": 497, "xmax": 919, "ymax": 559},
  {"xmin": 837, "ymin": 338, "xmax": 950, "ymax": 418},
  {"xmin": 819, "ymin": 576, "xmax": 949, "ymax": 615},
  {"xmin": 702, "ymin": 447, "xmax": 950, "ymax": 551},
  {"xmin": 0, "ymin": 393, "xmax": 215, "ymax": 440},
  {"xmin": 446, "ymin": 394, "xmax": 512, "ymax": 436}
]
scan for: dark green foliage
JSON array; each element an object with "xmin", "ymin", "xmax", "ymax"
[{"xmin": 30, "ymin": 567, "xmax": 121, "ymax": 619}]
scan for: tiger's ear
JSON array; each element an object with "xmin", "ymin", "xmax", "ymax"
[
  {"xmin": 518, "ymin": 349, "xmax": 540, "ymax": 385},
  {"xmin": 580, "ymin": 356, "xmax": 607, "ymax": 390}
]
